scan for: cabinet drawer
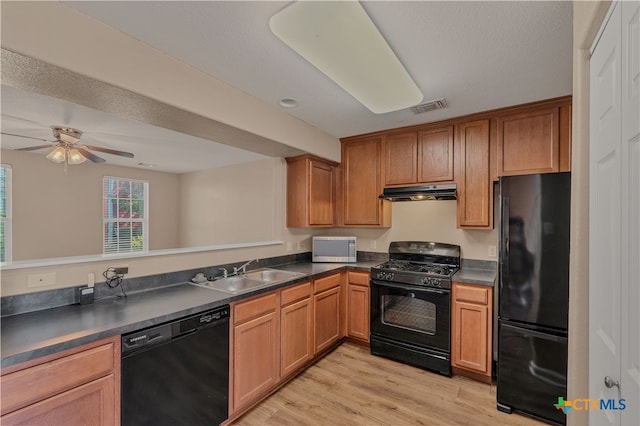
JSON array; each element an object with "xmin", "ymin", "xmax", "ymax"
[
  {"xmin": 313, "ymin": 273, "xmax": 341, "ymax": 294},
  {"xmin": 1, "ymin": 341, "xmax": 115, "ymax": 416},
  {"xmin": 455, "ymin": 284, "xmax": 489, "ymax": 305},
  {"xmin": 233, "ymin": 292, "xmax": 278, "ymax": 325},
  {"xmin": 281, "ymin": 282, "xmax": 311, "ymax": 306},
  {"xmin": 347, "ymin": 271, "xmax": 369, "ymax": 286}
]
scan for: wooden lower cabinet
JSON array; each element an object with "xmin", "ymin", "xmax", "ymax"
[
  {"xmin": 230, "ymin": 274, "xmax": 346, "ymax": 419},
  {"xmin": 280, "ymin": 282, "xmax": 313, "ymax": 378},
  {"xmin": 313, "ymin": 286, "xmax": 341, "ymax": 354},
  {"xmin": 231, "ymin": 293, "xmax": 280, "ymax": 413},
  {"xmin": 451, "ymin": 282, "xmax": 493, "ymax": 383},
  {"xmin": 0, "ymin": 336, "xmax": 120, "ymax": 426},
  {"xmin": 346, "ymin": 271, "xmax": 370, "ymax": 343}
]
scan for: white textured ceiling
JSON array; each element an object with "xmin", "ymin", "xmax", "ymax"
[{"xmin": 1, "ymin": 1, "xmax": 573, "ymax": 172}]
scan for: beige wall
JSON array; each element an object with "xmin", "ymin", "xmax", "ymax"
[
  {"xmin": 318, "ymin": 198, "xmax": 499, "ymax": 261},
  {"xmin": 179, "ymin": 158, "xmax": 281, "ymax": 247},
  {"xmin": 2, "ymin": 149, "xmax": 180, "ymax": 260},
  {"xmin": 568, "ymin": 2, "xmax": 611, "ymax": 425}
]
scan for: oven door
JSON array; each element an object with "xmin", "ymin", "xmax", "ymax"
[{"xmin": 370, "ymin": 279, "xmax": 450, "ymax": 351}]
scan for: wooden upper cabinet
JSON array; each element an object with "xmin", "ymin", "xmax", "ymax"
[
  {"xmin": 455, "ymin": 119, "xmax": 492, "ymax": 229},
  {"xmin": 383, "ymin": 126, "xmax": 454, "ymax": 186},
  {"xmin": 497, "ymin": 98, "xmax": 572, "ymax": 176},
  {"xmin": 286, "ymin": 155, "xmax": 337, "ymax": 227},
  {"xmin": 340, "ymin": 137, "xmax": 391, "ymax": 227},
  {"xmin": 418, "ymin": 126, "xmax": 454, "ymax": 183},
  {"xmin": 384, "ymin": 132, "xmax": 418, "ymax": 185}
]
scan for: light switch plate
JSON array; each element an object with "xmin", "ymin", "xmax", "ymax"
[{"xmin": 488, "ymin": 246, "xmax": 497, "ymax": 258}]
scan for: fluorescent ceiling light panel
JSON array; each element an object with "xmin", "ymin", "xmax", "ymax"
[{"xmin": 270, "ymin": 1, "xmax": 423, "ymax": 114}]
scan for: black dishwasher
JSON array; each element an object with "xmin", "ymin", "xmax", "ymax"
[{"xmin": 121, "ymin": 305, "xmax": 230, "ymax": 426}]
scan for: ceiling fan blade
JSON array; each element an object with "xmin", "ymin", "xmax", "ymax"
[
  {"xmin": 15, "ymin": 144, "xmax": 55, "ymax": 152},
  {"xmin": 83, "ymin": 144, "xmax": 134, "ymax": 158},
  {"xmin": 1, "ymin": 132, "xmax": 52, "ymax": 143},
  {"xmin": 77, "ymin": 147, "xmax": 106, "ymax": 163}
]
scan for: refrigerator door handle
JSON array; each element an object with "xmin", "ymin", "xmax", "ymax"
[
  {"xmin": 503, "ymin": 323, "xmax": 567, "ymax": 342},
  {"xmin": 500, "ymin": 196, "xmax": 510, "ymax": 290}
]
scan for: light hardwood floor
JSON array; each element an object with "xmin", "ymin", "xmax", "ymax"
[{"xmin": 232, "ymin": 343, "xmax": 546, "ymax": 426}]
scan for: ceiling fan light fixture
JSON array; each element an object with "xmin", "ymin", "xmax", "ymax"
[
  {"xmin": 46, "ymin": 146, "xmax": 66, "ymax": 163},
  {"xmin": 269, "ymin": 1, "xmax": 423, "ymax": 114},
  {"xmin": 67, "ymin": 149, "xmax": 87, "ymax": 165}
]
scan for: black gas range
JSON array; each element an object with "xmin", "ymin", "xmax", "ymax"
[{"xmin": 370, "ymin": 241, "xmax": 461, "ymax": 376}]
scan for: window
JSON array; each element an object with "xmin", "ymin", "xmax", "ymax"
[
  {"xmin": 0, "ymin": 165, "xmax": 11, "ymax": 263},
  {"xmin": 103, "ymin": 176, "xmax": 148, "ymax": 254}
]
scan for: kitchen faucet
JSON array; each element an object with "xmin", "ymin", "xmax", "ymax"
[{"xmin": 233, "ymin": 259, "xmax": 257, "ymax": 275}]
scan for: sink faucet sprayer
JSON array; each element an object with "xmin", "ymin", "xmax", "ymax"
[{"xmin": 233, "ymin": 259, "xmax": 258, "ymax": 276}]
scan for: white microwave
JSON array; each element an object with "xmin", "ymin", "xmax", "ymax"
[{"xmin": 312, "ymin": 236, "xmax": 357, "ymax": 263}]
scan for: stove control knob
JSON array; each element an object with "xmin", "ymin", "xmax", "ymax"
[
  {"xmin": 421, "ymin": 277, "xmax": 441, "ymax": 287},
  {"xmin": 377, "ymin": 272, "xmax": 394, "ymax": 281}
]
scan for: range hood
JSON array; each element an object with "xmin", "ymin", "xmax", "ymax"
[{"xmin": 379, "ymin": 183, "xmax": 457, "ymax": 201}]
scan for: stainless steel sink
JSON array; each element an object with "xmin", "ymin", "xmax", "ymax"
[
  {"xmin": 243, "ymin": 268, "xmax": 303, "ymax": 282},
  {"xmin": 193, "ymin": 268, "xmax": 304, "ymax": 294}
]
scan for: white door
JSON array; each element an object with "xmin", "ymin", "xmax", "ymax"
[
  {"xmin": 590, "ymin": 1, "xmax": 640, "ymax": 425},
  {"xmin": 590, "ymin": 3, "xmax": 622, "ymax": 423},
  {"xmin": 619, "ymin": 1, "xmax": 640, "ymax": 424}
]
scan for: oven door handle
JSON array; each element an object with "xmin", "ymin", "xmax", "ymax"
[{"xmin": 371, "ymin": 280, "xmax": 449, "ymax": 295}]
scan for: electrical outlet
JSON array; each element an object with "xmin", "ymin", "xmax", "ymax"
[
  {"xmin": 488, "ymin": 245, "xmax": 497, "ymax": 258},
  {"xmin": 113, "ymin": 266, "xmax": 129, "ymax": 275},
  {"xmin": 370, "ymin": 240, "xmax": 377, "ymax": 249},
  {"xmin": 27, "ymin": 272, "xmax": 56, "ymax": 288},
  {"xmin": 297, "ymin": 241, "xmax": 305, "ymax": 250},
  {"xmin": 286, "ymin": 241, "xmax": 293, "ymax": 252},
  {"xmin": 88, "ymin": 273, "xmax": 95, "ymax": 287}
]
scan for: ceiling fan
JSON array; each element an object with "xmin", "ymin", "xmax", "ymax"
[{"xmin": 2, "ymin": 125, "xmax": 134, "ymax": 168}]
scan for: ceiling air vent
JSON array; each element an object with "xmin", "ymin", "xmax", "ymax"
[{"xmin": 410, "ymin": 98, "xmax": 447, "ymax": 114}]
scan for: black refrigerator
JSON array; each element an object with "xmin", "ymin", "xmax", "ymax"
[{"xmin": 497, "ymin": 172, "xmax": 570, "ymax": 425}]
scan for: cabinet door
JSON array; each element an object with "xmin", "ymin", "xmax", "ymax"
[
  {"xmin": 1, "ymin": 375, "xmax": 116, "ymax": 426},
  {"xmin": 418, "ymin": 126, "xmax": 454, "ymax": 183},
  {"xmin": 453, "ymin": 301, "xmax": 489, "ymax": 373},
  {"xmin": 309, "ymin": 159, "xmax": 335, "ymax": 226},
  {"xmin": 384, "ymin": 132, "xmax": 418, "ymax": 185},
  {"xmin": 232, "ymin": 311, "xmax": 279, "ymax": 411},
  {"xmin": 452, "ymin": 283, "xmax": 492, "ymax": 379},
  {"xmin": 286, "ymin": 155, "xmax": 336, "ymax": 227},
  {"xmin": 347, "ymin": 284, "xmax": 370, "ymax": 342},
  {"xmin": 455, "ymin": 119, "xmax": 492, "ymax": 228},
  {"xmin": 342, "ymin": 138, "xmax": 390, "ymax": 226},
  {"xmin": 497, "ymin": 107, "xmax": 560, "ymax": 175},
  {"xmin": 281, "ymin": 297, "xmax": 313, "ymax": 378},
  {"xmin": 313, "ymin": 287, "xmax": 341, "ymax": 354}
]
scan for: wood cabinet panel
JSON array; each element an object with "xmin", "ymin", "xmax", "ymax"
[
  {"xmin": 346, "ymin": 271, "xmax": 370, "ymax": 343},
  {"xmin": 281, "ymin": 297, "xmax": 313, "ymax": 378},
  {"xmin": 1, "ymin": 342, "xmax": 115, "ymax": 415},
  {"xmin": 384, "ymin": 132, "xmax": 418, "ymax": 185},
  {"xmin": 1, "ymin": 375, "xmax": 116, "ymax": 426},
  {"xmin": 497, "ymin": 107, "xmax": 559, "ymax": 175},
  {"xmin": 232, "ymin": 310, "xmax": 279, "ymax": 411},
  {"xmin": 0, "ymin": 337, "xmax": 120, "ymax": 425},
  {"xmin": 418, "ymin": 126, "xmax": 454, "ymax": 183},
  {"xmin": 455, "ymin": 119, "xmax": 492, "ymax": 228},
  {"xmin": 341, "ymin": 138, "xmax": 390, "ymax": 227},
  {"xmin": 313, "ymin": 287, "xmax": 341, "ymax": 354},
  {"xmin": 281, "ymin": 281, "xmax": 311, "ymax": 306},
  {"xmin": 313, "ymin": 272, "xmax": 341, "ymax": 294},
  {"xmin": 233, "ymin": 292, "xmax": 278, "ymax": 325},
  {"xmin": 347, "ymin": 284, "xmax": 370, "ymax": 343},
  {"xmin": 286, "ymin": 155, "xmax": 337, "ymax": 227},
  {"xmin": 452, "ymin": 283, "xmax": 493, "ymax": 382}
]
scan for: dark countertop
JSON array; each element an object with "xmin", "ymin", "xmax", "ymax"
[
  {"xmin": 452, "ymin": 267, "xmax": 496, "ymax": 287},
  {"xmin": 1, "ymin": 261, "xmax": 377, "ymax": 369}
]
